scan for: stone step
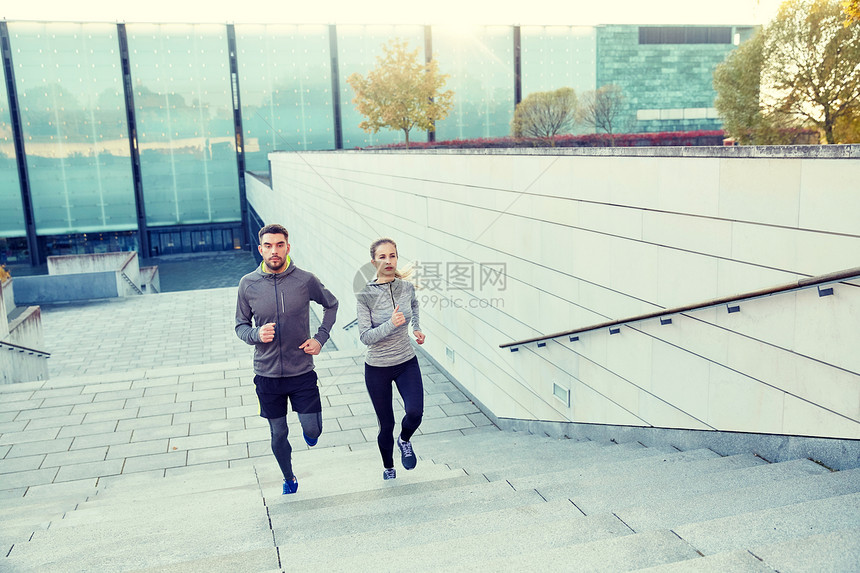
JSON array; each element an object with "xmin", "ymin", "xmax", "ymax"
[
  {"xmin": 506, "ymin": 449, "xmax": 747, "ymax": 493},
  {"xmin": 452, "ymin": 443, "xmax": 683, "ymax": 479},
  {"xmin": 674, "ymin": 490, "xmax": 860, "ymax": 555},
  {"xmin": 592, "ymin": 460, "xmax": 857, "ymax": 520},
  {"xmin": 309, "ymin": 511, "xmax": 633, "ymax": 570},
  {"xmin": 272, "ymin": 480, "xmax": 545, "ymax": 544},
  {"xmin": 6, "ymin": 490, "xmax": 272, "ymax": 571},
  {"xmin": 275, "ymin": 497, "xmax": 582, "ymax": 564},
  {"xmin": 633, "ymin": 526, "xmax": 860, "ymax": 572},
  {"xmin": 437, "ymin": 528, "xmax": 701, "ymax": 572}
]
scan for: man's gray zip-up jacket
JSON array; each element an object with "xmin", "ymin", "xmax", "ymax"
[
  {"xmin": 235, "ymin": 260, "xmax": 338, "ymax": 378},
  {"xmin": 356, "ymin": 278, "xmax": 420, "ymax": 367}
]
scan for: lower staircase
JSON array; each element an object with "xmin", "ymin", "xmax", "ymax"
[{"xmin": 3, "ymin": 428, "xmax": 859, "ymax": 572}]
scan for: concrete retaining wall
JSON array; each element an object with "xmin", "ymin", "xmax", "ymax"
[
  {"xmin": 1, "ymin": 279, "xmax": 49, "ymax": 384},
  {"xmin": 14, "ymin": 272, "xmax": 119, "ymax": 305},
  {"xmin": 255, "ymin": 145, "xmax": 860, "ymax": 444}
]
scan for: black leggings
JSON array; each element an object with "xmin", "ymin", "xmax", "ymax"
[
  {"xmin": 364, "ymin": 356, "xmax": 424, "ymax": 469},
  {"xmin": 267, "ymin": 412, "xmax": 322, "ymax": 480}
]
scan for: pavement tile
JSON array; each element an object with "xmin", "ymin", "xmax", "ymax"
[
  {"xmin": 23, "ymin": 477, "xmax": 98, "ymax": 499},
  {"xmin": 440, "ymin": 401, "xmax": 481, "ymax": 416},
  {"xmin": 0, "ymin": 467, "xmax": 59, "ymax": 489},
  {"xmin": 143, "ymin": 382, "xmax": 193, "ymax": 397},
  {"xmin": 174, "ymin": 409, "xmax": 227, "ymax": 424},
  {"xmin": 132, "ymin": 425, "xmax": 189, "ymax": 442},
  {"xmin": 321, "ymin": 405, "xmax": 353, "ymax": 419},
  {"xmin": 0, "ymin": 390, "xmax": 36, "ymax": 401},
  {"xmin": 189, "ymin": 418, "xmax": 246, "ymax": 434},
  {"xmin": 228, "ymin": 404, "xmax": 259, "ymax": 418},
  {"xmin": 0, "ymin": 428, "xmax": 62, "ymax": 446},
  {"xmin": 81, "ymin": 381, "xmax": 134, "ymax": 395},
  {"xmin": 38, "ymin": 394, "xmax": 95, "ymax": 408},
  {"xmin": 92, "ymin": 389, "xmax": 145, "ymax": 402},
  {"xmin": 43, "ymin": 447, "xmax": 109, "ymax": 468},
  {"xmin": 193, "ymin": 377, "xmax": 242, "ymax": 391},
  {"xmin": 317, "ymin": 429, "xmax": 367, "ymax": 447},
  {"xmin": 14, "ymin": 405, "xmax": 75, "ymax": 421},
  {"xmin": 176, "ymin": 388, "xmax": 227, "ymax": 402},
  {"xmin": 122, "ymin": 451, "xmax": 188, "ymax": 474},
  {"xmin": 167, "ymin": 460, "xmax": 230, "ymax": 476},
  {"xmin": 187, "ymin": 444, "xmax": 249, "ymax": 465},
  {"xmin": 116, "ymin": 414, "xmax": 174, "ymax": 431},
  {"xmin": 55, "ymin": 459, "xmax": 125, "ymax": 482},
  {"xmin": 227, "ymin": 427, "xmax": 270, "ymax": 445},
  {"xmin": 70, "ymin": 399, "xmax": 127, "ymax": 414},
  {"xmin": 422, "ymin": 405, "xmax": 448, "ymax": 420},
  {"xmin": 328, "ymin": 393, "xmax": 373, "ymax": 407},
  {"xmin": 29, "ymin": 387, "xmax": 84, "ymax": 400},
  {"xmin": 178, "ymin": 371, "xmax": 226, "ymax": 383},
  {"xmin": 121, "ymin": 395, "xmax": 176, "ymax": 411},
  {"xmin": 138, "ymin": 402, "xmax": 191, "ymax": 417},
  {"xmin": 83, "ymin": 409, "xmax": 141, "ymax": 424},
  {"xmin": 246, "ymin": 442, "xmax": 271, "ymax": 458},
  {"xmin": 0, "ymin": 454, "xmax": 45, "ymax": 474},
  {"xmin": 191, "ymin": 396, "xmax": 243, "ymax": 411},
  {"xmin": 106, "ymin": 440, "xmax": 169, "ymax": 460},
  {"xmin": 467, "ymin": 412, "xmax": 494, "ymax": 426},
  {"xmin": 446, "ymin": 391, "xmax": 470, "ymax": 403},
  {"xmin": 425, "ymin": 393, "xmax": 454, "ymax": 406},
  {"xmin": 348, "ymin": 402, "xmax": 377, "ymax": 416},
  {"xmin": 336, "ymin": 414, "xmax": 380, "ymax": 431},
  {"xmin": 22, "ymin": 414, "xmax": 87, "ymax": 430},
  {"xmin": 419, "ymin": 415, "xmax": 477, "ymax": 434},
  {"xmin": 131, "ymin": 375, "xmax": 180, "ymax": 389},
  {"xmin": 70, "ymin": 431, "xmax": 133, "ymax": 450},
  {"xmin": 169, "ymin": 433, "xmax": 228, "ymax": 451},
  {"xmin": 58, "ymin": 421, "xmax": 119, "ymax": 438},
  {"xmin": 7, "ymin": 439, "xmax": 72, "ymax": 460}
]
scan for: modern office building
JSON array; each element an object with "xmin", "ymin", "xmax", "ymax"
[{"xmin": 0, "ymin": 21, "xmax": 754, "ymax": 265}]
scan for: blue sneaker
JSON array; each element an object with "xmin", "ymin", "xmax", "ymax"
[
  {"xmin": 397, "ymin": 436, "xmax": 417, "ymax": 470},
  {"xmin": 303, "ymin": 433, "xmax": 318, "ymax": 447},
  {"xmin": 383, "ymin": 468, "xmax": 396, "ymax": 480},
  {"xmin": 283, "ymin": 476, "xmax": 298, "ymax": 495}
]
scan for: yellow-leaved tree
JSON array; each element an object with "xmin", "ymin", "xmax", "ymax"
[{"xmin": 347, "ymin": 39, "xmax": 454, "ymax": 148}]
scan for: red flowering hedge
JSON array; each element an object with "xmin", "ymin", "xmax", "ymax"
[{"xmin": 363, "ymin": 130, "xmax": 729, "ymax": 150}]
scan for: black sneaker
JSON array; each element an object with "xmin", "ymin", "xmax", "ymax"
[
  {"xmin": 383, "ymin": 468, "xmax": 397, "ymax": 480},
  {"xmin": 397, "ymin": 436, "xmax": 417, "ymax": 470}
]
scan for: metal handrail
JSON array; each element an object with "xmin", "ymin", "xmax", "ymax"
[
  {"xmin": 0, "ymin": 339, "xmax": 51, "ymax": 357},
  {"xmin": 120, "ymin": 271, "xmax": 143, "ymax": 295},
  {"xmin": 499, "ymin": 267, "xmax": 860, "ymax": 349}
]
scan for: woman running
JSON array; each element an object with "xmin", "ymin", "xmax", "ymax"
[{"xmin": 356, "ymin": 238, "xmax": 425, "ymax": 480}]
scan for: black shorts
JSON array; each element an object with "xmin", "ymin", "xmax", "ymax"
[{"xmin": 254, "ymin": 370, "xmax": 321, "ymax": 419}]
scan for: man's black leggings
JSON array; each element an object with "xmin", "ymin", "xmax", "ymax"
[
  {"xmin": 267, "ymin": 412, "xmax": 322, "ymax": 480},
  {"xmin": 364, "ymin": 355, "xmax": 424, "ymax": 469}
]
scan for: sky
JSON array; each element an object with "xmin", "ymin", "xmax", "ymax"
[{"xmin": 3, "ymin": 0, "xmax": 785, "ymax": 26}]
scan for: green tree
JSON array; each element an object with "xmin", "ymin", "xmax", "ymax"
[
  {"xmin": 844, "ymin": 0, "xmax": 860, "ymax": 23},
  {"xmin": 510, "ymin": 87, "xmax": 578, "ymax": 144},
  {"xmin": 767, "ymin": 0, "xmax": 860, "ymax": 143},
  {"xmin": 347, "ymin": 39, "xmax": 454, "ymax": 148},
  {"xmin": 714, "ymin": 31, "xmax": 793, "ymax": 144},
  {"xmin": 717, "ymin": 0, "xmax": 860, "ymax": 144},
  {"xmin": 577, "ymin": 85, "xmax": 625, "ymax": 145}
]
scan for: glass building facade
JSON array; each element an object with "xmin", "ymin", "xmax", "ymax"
[{"xmin": 1, "ymin": 21, "xmax": 746, "ymax": 265}]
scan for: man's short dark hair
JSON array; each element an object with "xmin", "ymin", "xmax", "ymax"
[{"xmin": 258, "ymin": 224, "xmax": 289, "ymax": 244}]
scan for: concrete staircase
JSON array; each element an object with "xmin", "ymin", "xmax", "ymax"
[{"xmin": 4, "ymin": 427, "xmax": 860, "ymax": 572}]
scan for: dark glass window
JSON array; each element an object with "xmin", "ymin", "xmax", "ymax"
[{"xmin": 639, "ymin": 27, "xmax": 732, "ymax": 45}]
